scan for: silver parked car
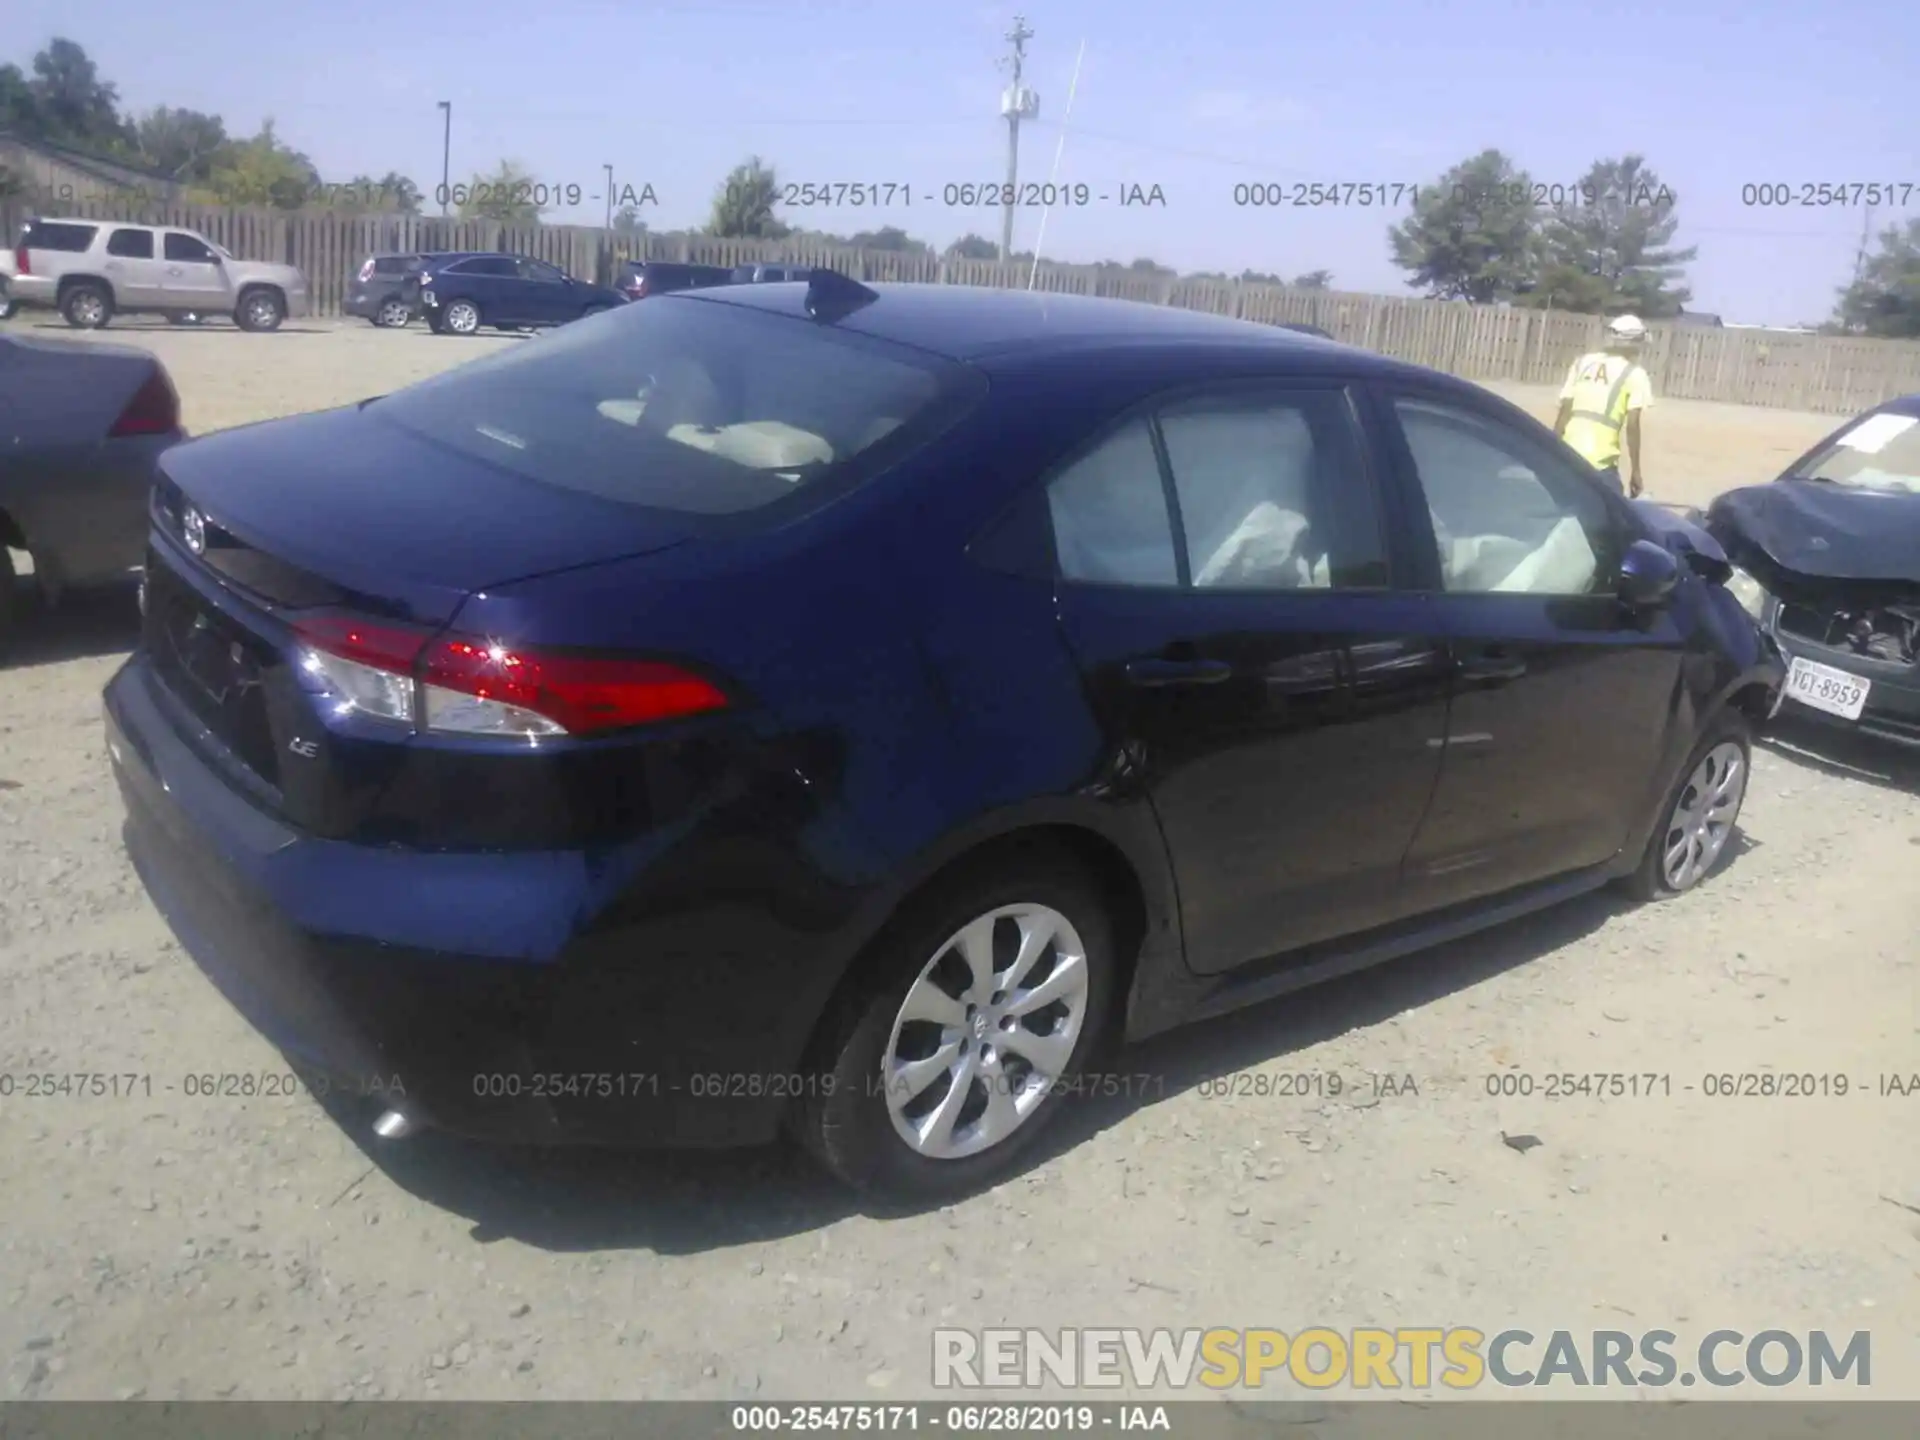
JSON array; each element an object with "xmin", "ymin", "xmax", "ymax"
[
  {"xmin": 8, "ymin": 217, "xmax": 311, "ymax": 331},
  {"xmin": 0, "ymin": 332, "xmax": 187, "ymax": 652}
]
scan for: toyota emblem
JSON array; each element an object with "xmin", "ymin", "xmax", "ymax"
[{"xmin": 183, "ymin": 506, "xmax": 207, "ymax": 555}]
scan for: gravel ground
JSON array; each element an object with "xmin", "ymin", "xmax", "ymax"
[{"xmin": 2, "ymin": 314, "xmax": 1917, "ymax": 1403}]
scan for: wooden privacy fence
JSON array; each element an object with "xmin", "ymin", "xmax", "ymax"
[{"xmin": 8, "ymin": 197, "xmax": 1920, "ymax": 416}]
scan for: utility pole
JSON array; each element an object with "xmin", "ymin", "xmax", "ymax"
[
  {"xmin": 1852, "ymin": 204, "xmax": 1875, "ymax": 288},
  {"xmin": 437, "ymin": 101, "xmax": 452, "ymax": 218},
  {"xmin": 998, "ymin": 16, "xmax": 1037, "ymax": 262}
]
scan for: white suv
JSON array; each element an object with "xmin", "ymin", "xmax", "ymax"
[{"xmin": 9, "ymin": 217, "xmax": 311, "ymax": 331}]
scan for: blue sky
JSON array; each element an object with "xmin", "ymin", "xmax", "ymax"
[{"xmin": 15, "ymin": 0, "xmax": 1916, "ymax": 324}]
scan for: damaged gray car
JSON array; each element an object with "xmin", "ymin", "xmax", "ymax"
[{"xmin": 1695, "ymin": 394, "xmax": 1920, "ymax": 747}]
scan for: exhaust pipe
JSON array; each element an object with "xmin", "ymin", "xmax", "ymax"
[{"xmin": 372, "ymin": 1108, "xmax": 415, "ymax": 1140}]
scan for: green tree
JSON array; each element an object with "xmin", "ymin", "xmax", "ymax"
[
  {"xmin": 1520, "ymin": 156, "xmax": 1693, "ymax": 315},
  {"xmin": 27, "ymin": 38, "xmax": 127, "ymax": 148},
  {"xmin": 130, "ymin": 106, "xmax": 229, "ymax": 183},
  {"xmin": 330, "ymin": 171, "xmax": 422, "ymax": 213},
  {"xmin": 1388, "ymin": 149, "xmax": 1541, "ymax": 303},
  {"xmin": 947, "ymin": 233, "xmax": 998, "ymax": 260},
  {"xmin": 1833, "ymin": 217, "xmax": 1920, "ymax": 338},
  {"xmin": 844, "ymin": 226, "xmax": 928, "ymax": 253},
  {"xmin": 708, "ymin": 157, "xmax": 789, "ymax": 239},
  {"xmin": 450, "ymin": 160, "xmax": 545, "ymax": 224},
  {"xmin": 1239, "ymin": 269, "xmax": 1284, "ymax": 284},
  {"xmin": 191, "ymin": 121, "xmax": 322, "ymax": 208},
  {"xmin": 1291, "ymin": 269, "xmax": 1333, "ymax": 289},
  {"xmin": 0, "ymin": 64, "xmax": 38, "ymax": 134},
  {"xmin": 612, "ymin": 204, "xmax": 645, "ymax": 236}
]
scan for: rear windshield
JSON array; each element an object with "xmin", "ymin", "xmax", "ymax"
[
  {"xmin": 1793, "ymin": 410, "xmax": 1920, "ymax": 495},
  {"xmin": 23, "ymin": 221, "xmax": 98, "ymax": 252},
  {"xmin": 371, "ymin": 295, "xmax": 980, "ymax": 518}
]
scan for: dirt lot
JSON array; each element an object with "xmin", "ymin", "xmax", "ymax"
[{"xmin": 2, "ymin": 316, "xmax": 1917, "ymax": 1403}]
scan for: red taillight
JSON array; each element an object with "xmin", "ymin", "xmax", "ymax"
[
  {"xmin": 13, "ymin": 243, "xmax": 27, "ymax": 276},
  {"xmin": 295, "ymin": 616, "xmax": 429, "ymax": 673},
  {"xmin": 629, "ymin": 276, "xmax": 650, "ymax": 298},
  {"xmin": 422, "ymin": 639, "xmax": 729, "ymax": 735},
  {"xmin": 109, "ymin": 369, "xmax": 180, "ymax": 437},
  {"xmin": 292, "ymin": 617, "xmax": 728, "ymax": 738}
]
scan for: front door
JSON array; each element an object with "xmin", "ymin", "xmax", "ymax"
[
  {"xmin": 101, "ymin": 227, "xmax": 168, "ymax": 307},
  {"xmin": 1049, "ymin": 381, "xmax": 1451, "ymax": 975},
  {"xmin": 160, "ymin": 231, "xmax": 232, "ymax": 311},
  {"xmin": 1369, "ymin": 385, "xmax": 1686, "ymax": 910}
]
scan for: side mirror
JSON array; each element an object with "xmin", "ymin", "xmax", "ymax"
[{"xmin": 1617, "ymin": 538, "xmax": 1681, "ymax": 609}]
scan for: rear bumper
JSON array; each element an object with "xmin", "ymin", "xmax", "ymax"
[
  {"xmin": 8, "ymin": 274, "xmax": 56, "ymax": 307},
  {"xmin": 103, "ymin": 653, "xmax": 841, "ymax": 1149}
]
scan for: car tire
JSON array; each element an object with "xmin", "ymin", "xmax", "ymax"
[
  {"xmin": 0, "ymin": 288, "xmax": 17, "ymax": 321},
  {"xmin": 443, "ymin": 299, "xmax": 483, "ymax": 336},
  {"xmin": 61, "ymin": 282, "xmax": 114, "ymax": 329},
  {"xmin": 373, "ymin": 298, "xmax": 412, "ymax": 328},
  {"xmin": 235, "ymin": 288, "xmax": 285, "ymax": 332},
  {"xmin": 0, "ymin": 546, "xmax": 15, "ymax": 656},
  {"xmin": 1620, "ymin": 711, "xmax": 1752, "ymax": 902},
  {"xmin": 792, "ymin": 854, "xmax": 1117, "ymax": 1204}
]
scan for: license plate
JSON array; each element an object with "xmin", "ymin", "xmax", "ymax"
[{"xmin": 1784, "ymin": 657, "xmax": 1870, "ymax": 721}]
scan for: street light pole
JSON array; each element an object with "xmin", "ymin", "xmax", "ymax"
[{"xmin": 437, "ymin": 101, "xmax": 451, "ymax": 218}]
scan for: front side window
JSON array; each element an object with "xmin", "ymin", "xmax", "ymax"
[
  {"xmin": 519, "ymin": 258, "xmax": 565, "ymax": 283},
  {"xmin": 1391, "ymin": 395, "xmax": 1617, "ymax": 596}
]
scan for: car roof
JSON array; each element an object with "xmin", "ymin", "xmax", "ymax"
[{"xmin": 677, "ymin": 281, "xmax": 1408, "ymax": 369}]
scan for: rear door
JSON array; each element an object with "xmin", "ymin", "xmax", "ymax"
[
  {"xmin": 1367, "ymin": 382, "xmax": 1685, "ymax": 909},
  {"xmin": 160, "ymin": 231, "xmax": 232, "ymax": 310},
  {"xmin": 102, "ymin": 227, "xmax": 168, "ymax": 307},
  {"xmin": 1050, "ymin": 379, "xmax": 1452, "ymax": 974},
  {"xmin": 516, "ymin": 257, "xmax": 574, "ymax": 321}
]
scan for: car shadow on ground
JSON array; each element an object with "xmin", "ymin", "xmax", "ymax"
[
  {"xmin": 1758, "ymin": 714, "xmax": 1920, "ymax": 794},
  {"xmin": 1, "ymin": 578, "xmax": 141, "ymax": 668},
  {"xmin": 20, "ymin": 318, "xmax": 331, "ymax": 335},
  {"xmin": 332, "ymin": 878, "xmax": 1640, "ymax": 1253}
]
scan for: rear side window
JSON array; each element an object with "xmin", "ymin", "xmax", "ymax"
[
  {"xmin": 24, "ymin": 221, "xmax": 98, "ymax": 252},
  {"xmin": 372, "ymin": 296, "xmax": 979, "ymax": 518},
  {"xmin": 106, "ymin": 228, "xmax": 155, "ymax": 258},
  {"xmin": 374, "ymin": 255, "xmax": 413, "ymax": 274},
  {"xmin": 163, "ymin": 232, "xmax": 216, "ymax": 263},
  {"xmin": 448, "ymin": 256, "xmax": 516, "ymax": 277}
]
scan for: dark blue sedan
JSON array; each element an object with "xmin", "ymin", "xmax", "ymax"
[
  {"xmin": 414, "ymin": 252, "xmax": 626, "ymax": 335},
  {"xmin": 103, "ymin": 274, "xmax": 1783, "ymax": 1201}
]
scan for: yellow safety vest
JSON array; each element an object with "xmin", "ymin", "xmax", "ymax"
[{"xmin": 1562, "ymin": 352, "xmax": 1647, "ymax": 470}]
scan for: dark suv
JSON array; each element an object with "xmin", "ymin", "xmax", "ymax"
[
  {"xmin": 346, "ymin": 252, "xmax": 468, "ymax": 328},
  {"xmin": 414, "ymin": 253, "xmax": 627, "ymax": 335},
  {"xmin": 615, "ymin": 260, "xmax": 733, "ymax": 302}
]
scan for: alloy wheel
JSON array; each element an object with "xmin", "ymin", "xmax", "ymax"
[
  {"xmin": 1660, "ymin": 741, "xmax": 1746, "ymax": 891},
  {"xmin": 446, "ymin": 301, "xmax": 480, "ymax": 334},
  {"xmin": 377, "ymin": 298, "xmax": 412, "ymax": 327},
  {"xmin": 70, "ymin": 291, "xmax": 107, "ymax": 326},
  {"xmin": 881, "ymin": 902, "xmax": 1091, "ymax": 1161}
]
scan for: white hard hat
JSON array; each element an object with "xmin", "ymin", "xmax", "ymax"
[{"xmin": 1607, "ymin": 314, "xmax": 1647, "ymax": 340}]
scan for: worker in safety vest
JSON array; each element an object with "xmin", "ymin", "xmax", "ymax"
[{"xmin": 1554, "ymin": 314, "xmax": 1653, "ymax": 497}]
